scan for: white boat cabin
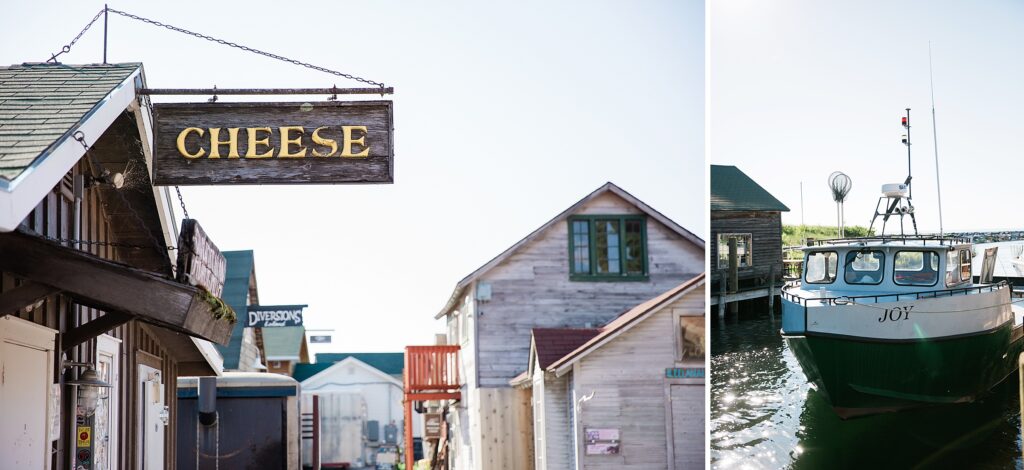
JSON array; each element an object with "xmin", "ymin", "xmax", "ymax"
[{"xmin": 792, "ymin": 238, "xmax": 977, "ymax": 299}]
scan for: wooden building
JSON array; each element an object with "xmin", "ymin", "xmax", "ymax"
[
  {"xmin": 0, "ymin": 63, "xmax": 234, "ymax": 469},
  {"xmin": 513, "ymin": 275, "xmax": 705, "ymax": 470},
  {"xmin": 430, "ymin": 182, "xmax": 704, "ymax": 470},
  {"xmin": 710, "ymin": 165, "xmax": 789, "ymax": 308}
]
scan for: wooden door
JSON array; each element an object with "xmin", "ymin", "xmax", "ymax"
[
  {"xmin": 95, "ymin": 335, "xmax": 121, "ymax": 470},
  {"xmin": 138, "ymin": 364, "xmax": 166, "ymax": 469},
  {"xmin": 0, "ymin": 316, "xmax": 56, "ymax": 470},
  {"xmin": 669, "ymin": 384, "xmax": 704, "ymax": 469}
]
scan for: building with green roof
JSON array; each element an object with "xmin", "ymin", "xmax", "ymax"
[
  {"xmin": 711, "ymin": 165, "xmax": 790, "ymax": 298},
  {"xmin": 292, "ymin": 352, "xmax": 404, "ymax": 383},
  {"xmin": 217, "ymin": 250, "xmax": 264, "ymax": 371}
]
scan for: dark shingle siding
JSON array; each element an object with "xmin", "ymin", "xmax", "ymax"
[{"xmin": 710, "ymin": 165, "xmax": 790, "ymax": 212}]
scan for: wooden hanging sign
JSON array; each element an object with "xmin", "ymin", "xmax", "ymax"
[
  {"xmin": 175, "ymin": 219, "xmax": 227, "ymax": 298},
  {"xmin": 152, "ymin": 101, "xmax": 393, "ymax": 185}
]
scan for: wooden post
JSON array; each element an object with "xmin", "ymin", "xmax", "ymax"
[
  {"xmin": 718, "ymin": 269, "xmax": 727, "ymax": 318},
  {"xmin": 405, "ymin": 395, "xmax": 415, "ymax": 470},
  {"xmin": 312, "ymin": 396, "xmax": 321, "ymax": 470},
  {"xmin": 768, "ymin": 264, "xmax": 777, "ymax": 315},
  {"xmin": 728, "ymin": 238, "xmax": 739, "ymax": 314}
]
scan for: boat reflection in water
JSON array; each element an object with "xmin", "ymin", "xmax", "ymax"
[{"xmin": 711, "ymin": 311, "xmax": 1022, "ymax": 469}]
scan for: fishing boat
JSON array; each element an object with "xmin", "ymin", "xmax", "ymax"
[{"xmin": 780, "ymin": 111, "xmax": 1024, "ymax": 418}]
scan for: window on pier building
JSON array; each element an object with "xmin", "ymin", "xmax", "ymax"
[
  {"xmin": 568, "ymin": 215, "xmax": 647, "ymax": 281},
  {"xmin": 678, "ymin": 315, "xmax": 705, "ymax": 362},
  {"xmin": 716, "ymin": 233, "xmax": 752, "ymax": 270}
]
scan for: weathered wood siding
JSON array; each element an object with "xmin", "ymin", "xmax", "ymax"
[
  {"xmin": 446, "ymin": 191, "xmax": 701, "ymax": 470},
  {"xmin": 532, "ymin": 362, "xmax": 571, "ymax": 470},
  {"xmin": 572, "ymin": 286, "xmax": 704, "ymax": 469},
  {"xmin": 475, "ymin": 192, "xmax": 702, "ymax": 387},
  {"xmin": 1, "ymin": 160, "xmax": 181, "ymax": 469},
  {"xmin": 710, "ymin": 210, "xmax": 783, "ymax": 284}
]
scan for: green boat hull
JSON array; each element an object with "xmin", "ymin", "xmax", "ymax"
[{"xmin": 785, "ymin": 324, "xmax": 1024, "ymax": 418}]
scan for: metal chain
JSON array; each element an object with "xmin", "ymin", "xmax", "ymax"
[
  {"xmin": 46, "ymin": 8, "xmax": 106, "ymax": 63},
  {"xmin": 72, "ymin": 131, "xmax": 173, "ymax": 257},
  {"xmin": 174, "ymin": 186, "xmax": 190, "ymax": 220},
  {"xmin": 105, "ymin": 8, "xmax": 386, "ymax": 88}
]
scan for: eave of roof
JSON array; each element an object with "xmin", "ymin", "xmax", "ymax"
[
  {"xmin": 299, "ymin": 356, "xmax": 403, "ymax": 390},
  {"xmin": 710, "ymin": 165, "xmax": 790, "ymax": 212},
  {"xmin": 0, "ymin": 63, "xmax": 143, "ymax": 231},
  {"xmin": 434, "ymin": 182, "xmax": 704, "ymax": 319},
  {"xmin": 548, "ymin": 273, "xmax": 705, "ymax": 375}
]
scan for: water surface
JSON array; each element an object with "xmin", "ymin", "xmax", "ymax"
[{"xmin": 711, "ymin": 307, "xmax": 1022, "ymax": 469}]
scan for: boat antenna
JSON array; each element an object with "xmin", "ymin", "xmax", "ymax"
[
  {"xmin": 930, "ymin": 41, "xmax": 944, "ymax": 237},
  {"xmin": 902, "ymin": 108, "xmax": 912, "ymax": 199}
]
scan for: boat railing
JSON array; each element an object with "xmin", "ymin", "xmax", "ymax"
[
  {"xmin": 804, "ymin": 235, "xmax": 971, "ymax": 247},
  {"xmin": 782, "ymin": 281, "xmax": 1009, "ymax": 307}
]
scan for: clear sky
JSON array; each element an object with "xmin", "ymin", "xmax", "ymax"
[
  {"xmin": 711, "ymin": 0, "xmax": 1024, "ymax": 234},
  {"xmin": 1, "ymin": 1, "xmax": 704, "ymax": 354}
]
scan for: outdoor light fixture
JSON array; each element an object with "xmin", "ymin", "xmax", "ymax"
[
  {"xmin": 86, "ymin": 168, "xmax": 125, "ymax": 189},
  {"xmin": 64, "ymin": 361, "xmax": 112, "ymax": 417}
]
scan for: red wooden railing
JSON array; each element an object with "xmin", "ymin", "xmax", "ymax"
[
  {"xmin": 404, "ymin": 345, "xmax": 461, "ymax": 391},
  {"xmin": 404, "ymin": 345, "xmax": 461, "ymax": 470}
]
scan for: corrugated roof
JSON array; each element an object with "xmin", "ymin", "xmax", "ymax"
[
  {"xmin": 710, "ymin": 165, "xmax": 790, "ymax": 212},
  {"xmin": 532, "ymin": 328, "xmax": 600, "ymax": 369},
  {"xmin": 0, "ymin": 63, "xmax": 139, "ymax": 181},
  {"xmin": 262, "ymin": 326, "xmax": 306, "ymax": 359},
  {"xmin": 215, "ymin": 250, "xmax": 255, "ymax": 369},
  {"xmin": 314, "ymin": 352, "xmax": 405, "ymax": 375}
]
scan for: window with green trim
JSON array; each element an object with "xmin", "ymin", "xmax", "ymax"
[{"xmin": 568, "ymin": 215, "xmax": 647, "ymax": 280}]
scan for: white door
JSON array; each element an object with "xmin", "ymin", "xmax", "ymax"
[
  {"xmin": 138, "ymin": 364, "xmax": 165, "ymax": 469},
  {"xmin": 95, "ymin": 335, "xmax": 121, "ymax": 470},
  {"xmin": 670, "ymin": 384, "xmax": 704, "ymax": 469},
  {"xmin": 0, "ymin": 316, "xmax": 56, "ymax": 470}
]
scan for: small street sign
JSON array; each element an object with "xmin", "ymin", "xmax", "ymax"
[{"xmin": 246, "ymin": 305, "xmax": 307, "ymax": 327}]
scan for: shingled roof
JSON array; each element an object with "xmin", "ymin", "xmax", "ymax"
[
  {"xmin": 532, "ymin": 328, "xmax": 600, "ymax": 369},
  {"xmin": 710, "ymin": 165, "xmax": 790, "ymax": 212},
  {"xmin": 0, "ymin": 63, "xmax": 139, "ymax": 182}
]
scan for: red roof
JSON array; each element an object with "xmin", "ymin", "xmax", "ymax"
[{"xmin": 532, "ymin": 328, "xmax": 601, "ymax": 370}]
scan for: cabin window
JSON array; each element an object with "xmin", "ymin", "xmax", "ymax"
[
  {"xmin": 960, "ymin": 250, "xmax": 972, "ymax": 282},
  {"xmin": 893, "ymin": 251, "xmax": 940, "ymax": 286},
  {"xmin": 805, "ymin": 251, "xmax": 838, "ymax": 284},
  {"xmin": 678, "ymin": 316, "xmax": 705, "ymax": 361},
  {"xmin": 844, "ymin": 250, "xmax": 884, "ymax": 285},
  {"xmin": 945, "ymin": 251, "xmax": 961, "ymax": 286},
  {"xmin": 716, "ymin": 233, "xmax": 753, "ymax": 269},
  {"xmin": 568, "ymin": 216, "xmax": 647, "ymax": 280}
]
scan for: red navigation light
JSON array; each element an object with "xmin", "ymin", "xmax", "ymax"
[{"xmin": 901, "ymin": 116, "xmax": 908, "ymax": 127}]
